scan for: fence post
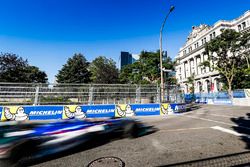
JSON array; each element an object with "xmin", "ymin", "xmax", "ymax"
[
  {"xmin": 88, "ymin": 86, "xmax": 94, "ymax": 105},
  {"xmin": 136, "ymin": 85, "xmax": 141, "ymax": 104},
  {"xmin": 156, "ymin": 84, "xmax": 160, "ymax": 103},
  {"xmin": 33, "ymin": 86, "xmax": 40, "ymax": 106},
  {"xmin": 175, "ymin": 86, "xmax": 177, "ymax": 103}
]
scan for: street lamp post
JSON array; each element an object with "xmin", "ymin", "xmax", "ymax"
[{"xmin": 159, "ymin": 5, "xmax": 175, "ymax": 103}]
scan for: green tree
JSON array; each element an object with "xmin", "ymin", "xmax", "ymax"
[
  {"xmin": 25, "ymin": 66, "xmax": 48, "ymax": 83},
  {"xmin": 119, "ymin": 50, "xmax": 175, "ymax": 84},
  {"xmin": 200, "ymin": 29, "xmax": 246, "ymax": 98},
  {"xmin": 240, "ymin": 32, "xmax": 250, "ymax": 68},
  {"xmin": 0, "ymin": 53, "xmax": 47, "ymax": 83},
  {"xmin": 218, "ymin": 64, "xmax": 250, "ymax": 90},
  {"xmin": 89, "ymin": 56, "xmax": 119, "ymax": 84},
  {"xmin": 119, "ymin": 62, "xmax": 147, "ymax": 84},
  {"xmin": 56, "ymin": 53, "xmax": 91, "ymax": 83}
]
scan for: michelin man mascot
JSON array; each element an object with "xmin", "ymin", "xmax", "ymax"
[
  {"xmin": 117, "ymin": 105, "xmax": 135, "ymax": 117},
  {"xmin": 4, "ymin": 107, "xmax": 29, "ymax": 121},
  {"xmin": 65, "ymin": 106, "xmax": 86, "ymax": 119},
  {"xmin": 160, "ymin": 104, "xmax": 174, "ymax": 115}
]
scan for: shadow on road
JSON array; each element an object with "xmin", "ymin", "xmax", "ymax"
[{"xmin": 231, "ymin": 113, "xmax": 250, "ymax": 149}]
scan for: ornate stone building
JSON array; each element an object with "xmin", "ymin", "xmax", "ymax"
[{"xmin": 175, "ymin": 11, "xmax": 250, "ymax": 93}]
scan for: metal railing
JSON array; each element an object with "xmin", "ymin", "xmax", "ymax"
[
  {"xmin": 184, "ymin": 90, "xmax": 246, "ymax": 103},
  {"xmin": 0, "ymin": 83, "xmax": 184, "ymax": 105}
]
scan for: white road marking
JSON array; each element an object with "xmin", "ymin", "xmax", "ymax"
[
  {"xmin": 159, "ymin": 127, "xmax": 210, "ymax": 132},
  {"xmin": 184, "ymin": 115, "xmax": 235, "ymax": 126},
  {"xmin": 193, "ymin": 113, "xmax": 237, "ymax": 118},
  {"xmin": 211, "ymin": 126, "xmax": 243, "ymax": 136},
  {"xmin": 183, "ymin": 115, "xmax": 250, "ymax": 130}
]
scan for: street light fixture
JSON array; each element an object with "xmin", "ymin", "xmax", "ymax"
[{"xmin": 159, "ymin": 5, "xmax": 175, "ymax": 103}]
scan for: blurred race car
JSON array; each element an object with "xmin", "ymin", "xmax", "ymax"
[{"xmin": 0, "ymin": 118, "xmax": 157, "ymax": 166}]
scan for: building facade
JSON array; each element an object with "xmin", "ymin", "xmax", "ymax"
[
  {"xmin": 120, "ymin": 51, "xmax": 132, "ymax": 69},
  {"xmin": 175, "ymin": 11, "xmax": 250, "ymax": 94}
]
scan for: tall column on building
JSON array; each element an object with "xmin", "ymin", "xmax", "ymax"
[
  {"xmin": 190, "ymin": 59, "xmax": 193, "ymax": 76},
  {"xmin": 194, "ymin": 56, "xmax": 197, "ymax": 75},
  {"xmin": 187, "ymin": 60, "xmax": 191, "ymax": 77},
  {"xmin": 194, "ymin": 81, "xmax": 197, "ymax": 93},
  {"xmin": 181, "ymin": 63, "xmax": 185, "ymax": 80},
  {"xmin": 183, "ymin": 62, "xmax": 186, "ymax": 79},
  {"xmin": 200, "ymin": 54, "xmax": 204, "ymax": 74},
  {"xmin": 202, "ymin": 79, "xmax": 206, "ymax": 92},
  {"xmin": 205, "ymin": 55, "xmax": 209, "ymax": 73}
]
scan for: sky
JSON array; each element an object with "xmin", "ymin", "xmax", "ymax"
[{"xmin": 0, "ymin": 0, "xmax": 249, "ymax": 82}]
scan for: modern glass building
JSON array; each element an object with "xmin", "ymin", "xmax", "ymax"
[{"xmin": 120, "ymin": 51, "xmax": 133, "ymax": 69}]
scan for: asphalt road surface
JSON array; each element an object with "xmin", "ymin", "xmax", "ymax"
[{"xmin": 32, "ymin": 105, "xmax": 250, "ymax": 167}]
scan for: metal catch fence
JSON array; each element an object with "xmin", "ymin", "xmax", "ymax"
[{"xmin": 0, "ymin": 83, "xmax": 184, "ymax": 105}]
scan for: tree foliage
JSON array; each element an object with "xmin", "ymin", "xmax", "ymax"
[
  {"xmin": 89, "ymin": 56, "xmax": 119, "ymax": 84},
  {"xmin": 56, "ymin": 53, "xmax": 91, "ymax": 83},
  {"xmin": 119, "ymin": 50, "xmax": 175, "ymax": 84},
  {"xmin": 25, "ymin": 66, "xmax": 48, "ymax": 83},
  {"xmin": 201, "ymin": 29, "xmax": 249, "ymax": 97},
  {"xmin": 187, "ymin": 73, "xmax": 195, "ymax": 94},
  {"xmin": 0, "ymin": 53, "xmax": 47, "ymax": 83},
  {"xmin": 218, "ymin": 66, "xmax": 250, "ymax": 90}
]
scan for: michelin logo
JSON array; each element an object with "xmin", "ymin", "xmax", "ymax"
[
  {"xmin": 135, "ymin": 107, "xmax": 159, "ymax": 112},
  {"xmin": 116, "ymin": 105, "xmax": 135, "ymax": 117},
  {"xmin": 64, "ymin": 106, "xmax": 86, "ymax": 119},
  {"xmin": 29, "ymin": 110, "xmax": 62, "ymax": 115},
  {"xmin": 86, "ymin": 109, "xmax": 115, "ymax": 114},
  {"xmin": 4, "ymin": 107, "xmax": 29, "ymax": 121}
]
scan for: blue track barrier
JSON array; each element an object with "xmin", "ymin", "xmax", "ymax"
[
  {"xmin": 0, "ymin": 103, "xmax": 187, "ymax": 122},
  {"xmin": 185, "ymin": 91, "xmax": 246, "ymax": 105}
]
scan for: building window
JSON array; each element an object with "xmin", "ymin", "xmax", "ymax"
[
  {"xmin": 202, "ymin": 37, "xmax": 207, "ymax": 45},
  {"xmin": 213, "ymin": 32, "xmax": 216, "ymax": 38},
  {"xmin": 210, "ymin": 34, "xmax": 213, "ymax": 40},
  {"xmin": 183, "ymin": 50, "xmax": 187, "ymax": 55},
  {"xmin": 238, "ymin": 24, "xmax": 242, "ymax": 31},
  {"xmin": 194, "ymin": 42, "xmax": 199, "ymax": 48},
  {"xmin": 242, "ymin": 22, "xmax": 246, "ymax": 29},
  {"xmin": 206, "ymin": 80, "xmax": 211, "ymax": 93},
  {"xmin": 188, "ymin": 47, "xmax": 191, "ymax": 52},
  {"xmin": 197, "ymin": 81, "xmax": 202, "ymax": 92}
]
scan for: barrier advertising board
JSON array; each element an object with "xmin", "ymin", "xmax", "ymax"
[
  {"xmin": 115, "ymin": 104, "xmax": 160, "ymax": 117},
  {"xmin": 0, "ymin": 103, "xmax": 186, "ymax": 122}
]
